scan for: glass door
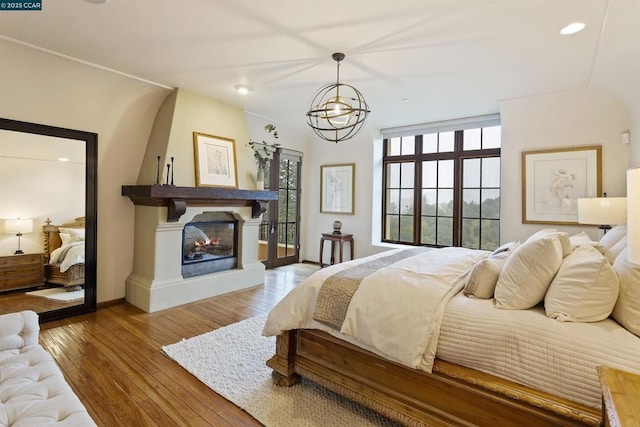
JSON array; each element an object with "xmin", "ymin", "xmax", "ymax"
[{"xmin": 258, "ymin": 149, "xmax": 302, "ymax": 268}]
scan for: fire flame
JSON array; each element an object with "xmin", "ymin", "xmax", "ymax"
[{"xmin": 194, "ymin": 237, "xmax": 221, "ymax": 247}]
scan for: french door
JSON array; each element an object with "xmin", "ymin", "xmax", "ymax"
[{"xmin": 258, "ymin": 149, "xmax": 302, "ymax": 268}]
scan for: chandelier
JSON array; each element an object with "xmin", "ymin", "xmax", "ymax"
[{"xmin": 306, "ymin": 52, "xmax": 371, "ymax": 143}]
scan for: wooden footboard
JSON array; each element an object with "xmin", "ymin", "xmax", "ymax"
[
  {"xmin": 45, "ymin": 264, "xmax": 84, "ymax": 287},
  {"xmin": 267, "ymin": 329, "xmax": 601, "ymax": 427}
]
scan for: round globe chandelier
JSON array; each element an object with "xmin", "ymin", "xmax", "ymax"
[{"xmin": 306, "ymin": 52, "xmax": 371, "ymax": 143}]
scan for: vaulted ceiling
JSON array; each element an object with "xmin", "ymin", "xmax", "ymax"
[{"xmin": 1, "ymin": 0, "xmax": 638, "ymax": 133}]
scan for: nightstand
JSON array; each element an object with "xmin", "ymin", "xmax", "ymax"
[
  {"xmin": 598, "ymin": 366, "xmax": 640, "ymax": 427},
  {"xmin": 0, "ymin": 253, "xmax": 45, "ymax": 292}
]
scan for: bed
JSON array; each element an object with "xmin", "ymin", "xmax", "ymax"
[
  {"xmin": 264, "ymin": 226, "xmax": 640, "ymax": 426},
  {"xmin": 42, "ymin": 217, "xmax": 86, "ymax": 289}
]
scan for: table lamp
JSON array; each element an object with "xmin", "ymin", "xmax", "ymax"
[
  {"xmin": 577, "ymin": 195, "xmax": 627, "ymax": 234},
  {"xmin": 628, "ymin": 168, "xmax": 639, "ymax": 264},
  {"xmin": 4, "ymin": 218, "xmax": 33, "ymax": 255}
]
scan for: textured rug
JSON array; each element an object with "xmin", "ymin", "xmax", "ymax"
[
  {"xmin": 162, "ymin": 315, "xmax": 400, "ymax": 426},
  {"xmin": 25, "ymin": 288, "xmax": 84, "ymax": 302}
]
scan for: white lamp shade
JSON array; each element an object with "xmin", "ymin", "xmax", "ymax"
[
  {"xmin": 4, "ymin": 218, "xmax": 33, "ymax": 234},
  {"xmin": 577, "ymin": 197, "xmax": 627, "ymax": 225},
  {"xmin": 628, "ymin": 168, "xmax": 640, "ymax": 264}
]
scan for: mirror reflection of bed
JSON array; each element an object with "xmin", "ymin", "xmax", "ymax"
[{"xmin": 0, "ymin": 218, "xmax": 86, "ymax": 315}]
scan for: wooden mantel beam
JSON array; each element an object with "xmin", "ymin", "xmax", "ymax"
[{"xmin": 121, "ymin": 185, "xmax": 278, "ymax": 222}]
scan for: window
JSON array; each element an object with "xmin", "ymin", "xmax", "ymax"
[{"xmin": 383, "ymin": 124, "xmax": 501, "ymax": 250}]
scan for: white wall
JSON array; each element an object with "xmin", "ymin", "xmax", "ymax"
[
  {"xmin": 500, "ymin": 88, "xmax": 631, "ymax": 243},
  {"xmin": 0, "ymin": 39, "xmax": 170, "ymax": 303}
]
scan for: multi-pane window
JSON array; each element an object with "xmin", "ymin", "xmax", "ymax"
[{"xmin": 383, "ymin": 125, "xmax": 501, "ymax": 250}]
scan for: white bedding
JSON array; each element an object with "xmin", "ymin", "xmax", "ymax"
[
  {"xmin": 49, "ymin": 241, "xmax": 85, "ymax": 273},
  {"xmin": 264, "ymin": 247, "xmax": 488, "ymax": 370},
  {"xmin": 438, "ymin": 295, "xmax": 640, "ymax": 409}
]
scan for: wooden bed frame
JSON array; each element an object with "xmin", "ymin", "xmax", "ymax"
[
  {"xmin": 42, "ymin": 217, "xmax": 85, "ymax": 288},
  {"xmin": 267, "ymin": 329, "xmax": 601, "ymax": 427}
]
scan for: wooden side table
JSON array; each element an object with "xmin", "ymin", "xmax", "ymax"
[
  {"xmin": 598, "ymin": 366, "xmax": 640, "ymax": 427},
  {"xmin": 0, "ymin": 253, "xmax": 45, "ymax": 292},
  {"xmin": 319, "ymin": 233, "xmax": 354, "ymax": 267}
]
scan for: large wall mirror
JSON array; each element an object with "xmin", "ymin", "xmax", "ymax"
[{"xmin": 0, "ymin": 118, "xmax": 96, "ymax": 322}]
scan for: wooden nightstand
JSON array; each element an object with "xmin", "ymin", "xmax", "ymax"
[
  {"xmin": 0, "ymin": 253, "xmax": 45, "ymax": 292},
  {"xmin": 598, "ymin": 366, "xmax": 640, "ymax": 427}
]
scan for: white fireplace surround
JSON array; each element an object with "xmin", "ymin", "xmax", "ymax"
[{"xmin": 125, "ymin": 205, "xmax": 265, "ymax": 312}]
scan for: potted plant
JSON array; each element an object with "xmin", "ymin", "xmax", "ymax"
[{"xmin": 248, "ymin": 124, "xmax": 280, "ymax": 189}]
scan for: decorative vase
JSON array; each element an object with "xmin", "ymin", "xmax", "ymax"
[
  {"xmin": 256, "ymin": 168, "xmax": 264, "ymax": 190},
  {"xmin": 332, "ymin": 220, "xmax": 342, "ymax": 234}
]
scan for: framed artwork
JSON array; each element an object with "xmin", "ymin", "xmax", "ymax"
[
  {"xmin": 321, "ymin": 163, "xmax": 355, "ymax": 214},
  {"xmin": 522, "ymin": 145, "xmax": 602, "ymax": 225},
  {"xmin": 193, "ymin": 132, "xmax": 238, "ymax": 188}
]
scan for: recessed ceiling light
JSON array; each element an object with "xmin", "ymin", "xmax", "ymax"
[
  {"xmin": 560, "ymin": 22, "xmax": 585, "ymax": 35},
  {"xmin": 83, "ymin": 0, "xmax": 108, "ymax": 3},
  {"xmin": 235, "ymin": 85, "xmax": 252, "ymax": 95},
  {"xmin": 58, "ymin": 157, "xmax": 69, "ymax": 162},
  {"xmin": 401, "ymin": 98, "xmax": 409, "ymax": 103}
]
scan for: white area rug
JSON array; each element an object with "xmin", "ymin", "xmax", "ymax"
[
  {"xmin": 25, "ymin": 288, "xmax": 84, "ymax": 302},
  {"xmin": 162, "ymin": 315, "xmax": 400, "ymax": 426}
]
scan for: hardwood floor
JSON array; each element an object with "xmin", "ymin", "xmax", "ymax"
[
  {"xmin": 38, "ymin": 263, "xmax": 319, "ymax": 427},
  {"xmin": 0, "ymin": 286, "xmax": 82, "ymax": 315}
]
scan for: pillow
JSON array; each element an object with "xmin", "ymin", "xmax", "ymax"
[
  {"xmin": 59, "ymin": 227, "xmax": 85, "ymax": 242},
  {"xmin": 599, "ymin": 224, "xmax": 627, "ymax": 253},
  {"xmin": 59, "ymin": 232, "xmax": 72, "ymax": 246},
  {"xmin": 544, "ymin": 245, "xmax": 619, "ymax": 322},
  {"xmin": 494, "ymin": 235, "xmax": 564, "ymax": 309},
  {"xmin": 611, "ymin": 248, "xmax": 640, "ymax": 337},
  {"xmin": 604, "ymin": 235, "xmax": 627, "ymax": 264},
  {"xmin": 463, "ymin": 241, "xmax": 520, "ymax": 299},
  {"xmin": 526, "ymin": 229, "xmax": 572, "ymax": 257},
  {"xmin": 569, "ymin": 231, "xmax": 604, "ymax": 253}
]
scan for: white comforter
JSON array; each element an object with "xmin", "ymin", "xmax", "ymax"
[
  {"xmin": 49, "ymin": 241, "xmax": 85, "ymax": 273},
  {"xmin": 263, "ymin": 247, "xmax": 488, "ymax": 371}
]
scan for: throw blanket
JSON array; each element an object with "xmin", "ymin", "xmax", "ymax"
[
  {"xmin": 264, "ymin": 247, "xmax": 488, "ymax": 371},
  {"xmin": 49, "ymin": 241, "xmax": 85, "ymax": 273}
]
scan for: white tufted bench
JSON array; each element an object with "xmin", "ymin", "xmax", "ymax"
[{"xmin": 0, "ymin": 310, "xmax": 95, "ymax": 426}]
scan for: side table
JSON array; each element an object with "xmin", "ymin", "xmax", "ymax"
[
  {"xmin": 597, "ymin": 365, "xmax": 640, "ymax": 427},
  {"xmin": 319, "ymin": 233, "xmax": 354, "ymax": 267}
]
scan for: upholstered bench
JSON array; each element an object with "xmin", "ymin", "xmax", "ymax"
[{"xmin": 0, "ymin": 310, "xmax": 95, "ymax": 426}]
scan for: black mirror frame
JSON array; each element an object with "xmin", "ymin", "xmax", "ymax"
[{"xmin": 0, "ymin": 117, "xmax": 97, "ymax": 322}]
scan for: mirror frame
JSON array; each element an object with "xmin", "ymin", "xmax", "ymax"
[{"xmin": 0, "ymin": 117, "xmax": 97, "ymax": 322}]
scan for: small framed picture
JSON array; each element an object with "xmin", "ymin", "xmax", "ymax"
[
  {"xmin": 320, "ymin": 163, "xmax": 355, "ymax": 214},
  {"xmin": 522, "ymin": 145, "xmax": 602, "ymax": 224},
  {"xmin": 193, "ymin": 132, "xmax": 238, "ymax": 188}
]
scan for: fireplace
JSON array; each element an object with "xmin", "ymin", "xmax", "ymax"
[{"xmin": 182, "ymin": 212, "xmax": 238, "ymax": 278}]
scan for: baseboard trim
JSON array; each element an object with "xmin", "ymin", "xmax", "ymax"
[{"xmin": 97, "ymin": 298, "xmax": 126, "ymax": 309}]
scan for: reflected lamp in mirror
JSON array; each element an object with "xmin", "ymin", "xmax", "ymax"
[
  {"xmin": 4, "ymin": 218, "xmax": 33, "ymax": 255},
  {"xmin": 628, "ymin": 168, "xmax": 640, "ymax": 265},
  {"xmin": 577, "ymin": 196, "xmax": 627, "ymax": 234}
]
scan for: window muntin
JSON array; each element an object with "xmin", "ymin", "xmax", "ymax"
[{"xmin": 383, "ymin": 125, "xmax": 501, "ymax": 250}]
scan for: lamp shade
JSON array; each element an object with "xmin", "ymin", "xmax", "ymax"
[
  {"xmin": 4, "ymin": 218, "xmax": 33, "ymax": 234},
  {"xmin": 628, "ymin": 168, "xmax": 640, "ymax": 264},
  {"xmin": 577, "ymin": 197, "xmax": 627, "ymax": 226}
]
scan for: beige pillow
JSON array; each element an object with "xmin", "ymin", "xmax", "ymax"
[
  {"xmin": 611, "ymin": 248, "xmax": 640, "ymax": 337},
  {"xmin": 604, "ymin": 235, "xmax": 627, "ymax": 264},
  {"xmin": 463, "ymin": 241, "xmax": 520, "ymax": 299},
  {"xmin": 599, "ymin": 225, "xmax": 627, "ymax": 253},
  {"xmin": 526, "ymin": 229, "xmax": 572, "ymax": 257},
  {"xmin": 544, "ymin": 246, "xmax": 619, "ymax": 322},
  {"xmin": 494, "ymin": 235, "xmax": 564, "ymax": 309},
  {"xmin": 569, "ymin": 231, "xmax": 604, "ymax": 253}
]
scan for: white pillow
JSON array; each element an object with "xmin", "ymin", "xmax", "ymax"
[
  {"xmin": 569, "ymin": 231, "xmax": 604, "ymax": 253},
  {"xmin": 59, "ymin": 232, "xmax": 72, "ymax": 246},
  {"xmin": 526, "ymin": 229, "xmax": 572, "ymax": 257},
  {"xmin": 604, "ymin": 235, "xmax": 627, "ymax": 264},
  {"xmin": 544, "ymin": 245, "xmax": 619, "ymax": 322},
  {"xmin": 611, "ymin": 248, "xmax": 640, "ymax": 337},
  {"xmin": 463, "ymin": 241, "xmax": 520, "ymax": 299},
  {"xmin": 59, "ymin": 227, "xmax": 85, "ymax": 242},
  {"xmin": 494, "ymin": 235, "xmax": 564, "ymax": 309},
  {"xmin": 599, "ymin": 225, "xmax": 627, "ymax": 252}
]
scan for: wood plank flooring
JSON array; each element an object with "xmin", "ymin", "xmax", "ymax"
[{"xmin": 38, "ymin": 263, "xmax": 319, "ymax": 427}]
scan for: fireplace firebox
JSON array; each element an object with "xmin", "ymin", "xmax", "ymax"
[{"xmin": 182, "ymin": 212, "xmax": 238, "ymax": 278}]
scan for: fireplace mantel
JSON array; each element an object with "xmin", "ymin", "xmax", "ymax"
[{"xmin": 122, "ymin": 185, "xmax": 278, "ymax": 222}]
